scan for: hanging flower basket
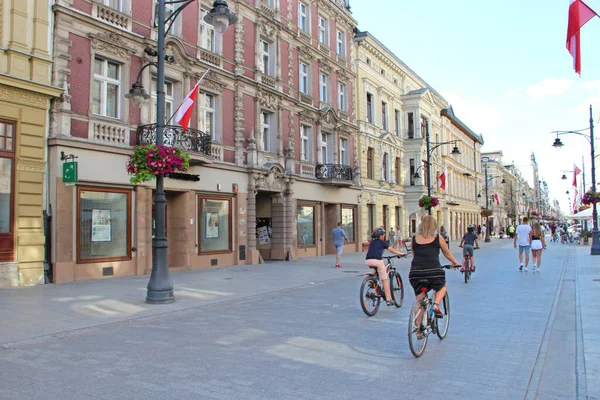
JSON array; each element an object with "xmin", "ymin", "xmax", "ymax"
[
  {"xmin": 582, "ymin": 190, "xmax": 600, "ymax": 205},
  {"xmin": 418, "ymin": 195, "xmax": 439, "ymax": 210},
  {"xmin": 480, "ymin": 209, "xmax": 493, "ymax": 218},
  {"xmin": 578, "ymin": 205, "xmax": 591, "ymax": 212},
  {"xmin": 126, "ymin": 144, "xmax": 190, "ymax": 184}
]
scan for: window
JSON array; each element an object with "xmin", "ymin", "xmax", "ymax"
[
  {"xmin": 104, "ymin": 0, "xmax": 122, "ymax": 11},
  {"xmin": 395, "ymin": 206, "xmax": 401, "ymax": 231},
  {"xmin": 366, "ymin": 92, "xmax": 374, "ymax": 123},
  {"xmin": 151, "ymin": 78, "xmax": 174, "ymax": 123},
  {"xmin": 380, "ymin": 68, "xmax": 385, "ymax": 76},
  {"xmin": 298, "ymin": 2, "xmax": 309, "ymax": 32},
  {"xmin": 383, "ymin": 152, "xmax": 388, "ymax": 181},
  {"xmin": 339, "ymin": 137, "xmax": 348, "ymax": 165},
  {"xmin": 367, "ymin": 204, "xmax": 375, "ymax": 238},
  {"xmin": 162, "ymin": 0, "xmax": 179, "ymax": 35},
  {"xmin": 319, "ymin": 132, "xmax": 330, "ymax": 164},
  {"xmin": 394, "ymin": 78, "xmax": 399, "ymax": 85},
  {"xmin": 421, "ymin": 116, "xmax": 428, "ymax": 138},
  {"xmin": 407, "ymin": 112, "xmax": 414, "ymax": 138},
  {"xmin": 77, "ymin": 187, "xmax": 132, "ymax": 263},
  {"xmin": 92, "ymin": 58, "xmax": 120, "ymax": 118},
  {"xmin": 341, "ymin": 207, "xmax": 355, "ymax": 242},
  {"xmin": 394, "ymin": 109, "xmax": 400, "ymax": 136},
  {"xmin": 265, "ymin": 0, "xmax": 277, "ymax": 8},
  {"xmin": 199, "ymin": 91, "xmax": 216, "ymax": 140},
  {"xmin": 319, "ymin": 73, "xmax": 329, "ymax": 103},
  {"xmin": 366, "ymin": 57, "xmax": 371, "ymax": 65},
  {"xmin": 260, "ymin": 111, "xmax": 271, "ymax": 152},
  {"xmin": 300, "ymin": 125, "xmax": 311, "ymax": 161},
  {"xmin": 199, "ymin": 196, "xmax": 232, "ymax": 253},
  {"xmin": 381, "ymin": 101, "xmax": 388, "ymax": 131},
  {"xmin": 260, "ymin": 40, "xmax": 271, "ymax": 76},
  {"xmin": 338, "ymin": 82, "xmax": 347, "ymax": 111},
  {"xmin": 299, "ymin": 62, "xmax": 310, "ymax": 94},
  {"xmin": 336, "ymin": 30, "xmax": 346, "ymax": 56},
  {"xmin": 297, "ymin": 205, "xmax": 315, "ymax": 246},
  {"xmin": 395, "ymin": 157, "xmax": 401, "ymax": 184},
  {"xmin": 367, "ymin": 147, "xmax": 374, "ymax": 179},
  {"xmin": 0, "ymin": 121, "xmax": 14, "ymax": 261},
  {"xmin": 318, "ymin": 16, "xmax": 328, "ymax": 45},
  {"xmin": 409, "ymin": 158, "xmax": 415, "ymax": 186},
  {"xmin": 200, "ymin": 8, "xmax": 216, "ymax": 52}
]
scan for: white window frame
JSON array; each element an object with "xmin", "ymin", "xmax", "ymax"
[
  {"xmin": 199, "ymin": 91, "xmax": 216, "ymax": 140},
  {"xmin": 339, "ymin": 137, "xmax": 348, "ymax": 165},
  {"xmin": 93, "ymin": 57, "xmax": 121, "ymax": 119},
  {"xmin": 151, "ymin": 78, "xmax": 174, "ymax": 124},
  {"xmin": 298, "ymin": 2, "xmax": 309, "ymax": 32},
  {"xmin": 103, "ymin": 0, "xmax": 123, "ymax": 11},
  {"xmin": 162, "ymin": 1, "xmax": 180, "ymax": 36},
  {"xmin": 300, "ymin": 125, "xmax": 311, "ymax": 161},
  {"xmin": 336, "ymin": 30, "xmax": 346, "ymax": 56},
  {"xmin": 299, "ymin": 62, "xmax": 310, "ymax": 94},
  {"xmin": 319, "ymin": 73, "xmax": 329, "ymax": 103},
  {"xmin": 318, "ymin": 16, "xmax": 328, "ymax": 45},
  {"xmin": 320, "ymin": 132, "xmax": 329, "ymax": 164},
  {"xmin": 260, "ymin": 111, "xmax": 271, "ymax": 152},
  {"xmin": 366, "ymin": 92, "xmax": 374, "ymax": 124},
  {"xmin": 338, "ymin": 82, "xmax": 347, "ymax": 111},
  {"xmin": 260, "ymin": 39, "xmax": 271, "ymax": 76},
  {"xmin": 200, "ymin": 8, "xmax": 216, "ymax": 53},
  {"xmin": 394, "ymin": 109, "xmax": 401, "ymax": 136}
]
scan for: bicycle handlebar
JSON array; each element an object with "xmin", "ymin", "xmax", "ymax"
[
  {"xmin": 442, "ymin": 264, "xmax": 460, "ymax": 269},
  {"xmin": 382, "ymin": 254, "xmax": 407, "ymax": 260}
]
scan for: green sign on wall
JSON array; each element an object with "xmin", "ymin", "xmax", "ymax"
[{"xmin": 63, "ymin": 161, "xmax": 78, "ymax": 183}]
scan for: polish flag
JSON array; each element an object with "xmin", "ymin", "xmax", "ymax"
[
  {"xmin": 175, "ymin": 69, "xmax": 210, "ymax": 131},
  {"xmin": 573, "ymin": 164, "xmax": 582, "ymax": 187},
  {"xmin": 438, "ymin": 169, "xmax": 447, "ymax": 190},
  {"xmin": 493, "ymin": 193, "xmax": 500, "ymax": 205},
  {"xmin": 566, "ymin": 0, "xmax": 598, "ymax": 75}
]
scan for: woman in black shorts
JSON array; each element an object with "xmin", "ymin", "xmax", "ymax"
[{"xmin": 409, "ymin": 215, "xmax": 460, "ymax": 317}]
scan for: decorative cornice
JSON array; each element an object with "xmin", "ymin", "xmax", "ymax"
[
  {"xmin": 16, "ymin": 157, "xmax": 46, "ymax": 173},
  {"xmin": 89, "ymin": 31, "xmax": 136, "ymax": 59},
  {"xmin": 0, "ymin": 83, "xmax": 52, "ymax": 108}
]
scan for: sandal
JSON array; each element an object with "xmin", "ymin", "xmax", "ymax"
[
  {"xmin": 416, "ymin": 324, "xmax": 425, "ymax": 339},
  {"xmin": 386, "ymin": 300, "xmax": 394, "ymax": 306},
  {"xmin": 433, "ymin": 303, "xmax": 443, "ymax": 318}
]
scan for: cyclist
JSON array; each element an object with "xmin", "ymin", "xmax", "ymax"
[
  {"xmin": 365, "ymin": 228, "xmax": 406, "ymax": 306},
  {"xmin": 458, "ymin": 224, "xmax": 479, "ymax": 272},
  {"xmin": 409, "ymin": 215, "xmax": 460, "ymax": 326}
]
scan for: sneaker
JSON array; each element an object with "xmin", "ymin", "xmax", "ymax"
[
  {"xmin": 524, "ymin": 266, "xmax": 528, "ymax": 272},
  {"xmin": 519, "ymin": 264, "xmax": 523, "ymax": 271},
  {"xmin": 537, "ymin": 267, "xmax": 540, "ymax": 272}
]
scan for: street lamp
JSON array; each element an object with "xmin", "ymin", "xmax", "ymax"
[
  {"xmin": 551, "ymin": 104, "xmax": 600, "ymax": 256},
  {"xmin": 126, "ymin": 0, "xmax": 236, "ymax": 304}
]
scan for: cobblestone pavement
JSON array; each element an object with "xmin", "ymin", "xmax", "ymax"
[{"xmin": 0, "ymin": 238, "xmax": 597, "ymax": 400}]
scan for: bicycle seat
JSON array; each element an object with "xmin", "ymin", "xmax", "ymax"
[{"xmin": 417, "ymin": 279, "xmax": 430, "ymax": 293}]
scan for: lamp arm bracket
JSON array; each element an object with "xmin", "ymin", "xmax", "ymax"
[
  {"xmin": 164, "ymin": 0, "xmax": 195, "ymax": 38},
  {"xmin": 134, "ymin": 62, "xmax": 159, "ymax": 83},
  {"xmin": 429, "ymin": 140, "xmax": 457, "ymax": 155},
  {"xmin": 555, "ymin": 130, "xmax": 592, "ymax": 143}
]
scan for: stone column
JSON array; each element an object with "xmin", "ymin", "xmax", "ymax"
[
  {"xmin": 285, "ymin": 190, "xmax": 297, "ymax": 260},
  {"xmin": 246, "ymin": 185, "xmax": 258, "ymax": 264},
  {"xmin": 135, "ymin": 186, "xmax": 153, "ymax": 275},
  {"xmin": 270, "ymin": 192, "xmax": 286, "ymax": 260}
]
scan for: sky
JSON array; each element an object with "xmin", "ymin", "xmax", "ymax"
[{"xmin": 351, "ymin": 0, "xmax": 600, "ymax": 214}]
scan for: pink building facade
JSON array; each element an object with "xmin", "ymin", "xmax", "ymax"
[{"xmin": 48, "ymin": 0, "xmax": 360, "ymax": 282}]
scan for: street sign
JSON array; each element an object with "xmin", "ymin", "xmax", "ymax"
[{"xmin": 63, "ymin": 161, "xmax": 78, "ymax": 183}]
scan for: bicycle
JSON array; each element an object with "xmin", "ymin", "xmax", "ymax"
[
  {"xmin": 360, "ymin": 255, "xmax": 406, "ymax": 317},
  {"xmin": 458, "ymin": 246, "xmax": 479, "ymax": 284},
  {"xmin": 407, "ymin": 265, "xmax": 456, "ymax": 358}
]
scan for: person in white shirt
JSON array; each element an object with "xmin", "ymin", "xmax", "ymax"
[
  {"xmin": 514, "ymin": 217, "xmax": 532, "ymax": 271},
  {"xmin": 480, "ymin": 224, "xmax": 487, "ymax": 239}
]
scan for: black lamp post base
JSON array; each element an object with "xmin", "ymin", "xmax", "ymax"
[
  {"xmin": 485, "ymin": 238, "xmax": 491, "ymax": 243},
  {"xmin": 146, "ymin": 289, "xmax": 175, "ymax": 304},
  {"xmin": 591, "ymin": 231, "xmax": 600, "ymax": 255}
]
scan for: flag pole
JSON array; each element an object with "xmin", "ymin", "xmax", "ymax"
[{"xmin": 166, "ymin": 68, "xmax": 211, "ymax": 125}]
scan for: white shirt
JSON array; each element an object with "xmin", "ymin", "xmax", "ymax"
[
  {"xmin": 481, "ymin": 226, "xmax": 487, "ymax": 233},
  {"xmin": 515, "ymin": 224, "xmax": 532, "ymax": 246}
]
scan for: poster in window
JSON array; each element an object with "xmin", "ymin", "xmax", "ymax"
[
  {"xmin": 257, "ymin": 226, "xmax": 270, "ymax": 244},
  {"xmin": 91, "ymin": 209, "xmax": 112, "ymax": 242},
  {"xmin": 206, "ymin": 212, "xmax": 219, "ymax": 238}
]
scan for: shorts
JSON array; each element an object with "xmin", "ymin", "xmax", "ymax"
[
  {"xmin": 462, "ymin": 244, "xmax": 474, "ymax": 257},
  {"xmin": 409, "ymin": 269, "xmax": 446, "ymax": 295},
  {"xmin": 365, "ymin": 259, "xmax": 388, "ymax": 280},
  {"xmin": 531, "ymin": 240, "xmax": 543, "ymax": 251},
  {"xmin": 519, "ymin": 245, "xmax": 531, "ymax": 254},
  {"xmin": 336, "ymin": 245, "xmax": 344, "ymax": 255}
]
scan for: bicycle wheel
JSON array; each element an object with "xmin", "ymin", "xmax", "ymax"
[
  {"xmin": 436, "ymin": 293, "xmax": 450, "ymax": 339},
  {"xmin": 360, "ymin": 275, "xmax": 381, "ymax": 317},
  {"xmin": 389, "ymin": 271, "xmax": 404, "ymax": 308},
  {"xmin": 464, "ymin": 258, "xmax": 470, "ymax": 284},
  {"xmin": 408, "ymin": 300, "xmax": 428, "ymax": 357}
]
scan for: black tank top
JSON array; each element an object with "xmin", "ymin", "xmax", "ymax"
[{"xmin": 411, "ymin": 235, "xmax": 442, "ymax": 270}]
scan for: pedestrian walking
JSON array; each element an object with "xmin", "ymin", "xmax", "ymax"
[
  {"xmin": 332, "ymin": 222, "xmax": 348, "ymax": 268},
  {"xmin": 514, "ymin": 217, "xmax": 532, "ymax": 271},
  {"xmin": 388, "ymin": 227, "xmax": 396, "ymax": 249},
  {"xmin": 530, "ymin": 222, "xmax": 546, "ymax": 272},
  {"xmin": 440, "ymin": 225, "xmax": 449, "ymax": 248},
  {"xmin": 395, "ymin": 226, "xmax": 403, "ymax": 250},
  {"xmin": 480, "ymin": 224, "xmax": 487, "ymax": 240}
]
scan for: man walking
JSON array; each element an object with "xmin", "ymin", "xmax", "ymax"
[
  {"xmin": 332, "ymin": 222, "xmax": 348, "ymax": 268},
  {"xmin": 514, "ymin": 217, "xmax": 532, "ymax": 271}
]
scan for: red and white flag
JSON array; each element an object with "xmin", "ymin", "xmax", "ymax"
[
  {"xmin": 174, "ymin": 69, "xmax": 210, "ymax": 131},
  {"xmin": 573, "ymin": 188, "xmax": 579, "ymax": 213},
  {"xmin": 437, "ymin": 169, "xmax": 447, "ymax": 190},
  {"xmin": 573, "ymin": 164, "xmax": 582, "ymax": 187},
  {"xmin": 566, "ymin": 0, "xmax": 598, "ymax": 75},
  {"xmin": 493, "ymin": 193, "xmax": 500, "ymax": 205}
]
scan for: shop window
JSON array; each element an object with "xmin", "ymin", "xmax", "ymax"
[
  {"xmin": 297, "ymin": 205, "xmax": 315, "ymax": 246},
  {"xmin": 77, "ymin": 187, "xmax": 132, "ymax": 263},
  {"xmin": 341, "ymin": 207, "xmax": 355, "ymax": 242},
  {"xmin": 0, "ymin": 121, "xmax": 15, "ymax": 261},
  {"xmin": 198, "ymin": 196, "xmax": 232, "ymax": 253}
]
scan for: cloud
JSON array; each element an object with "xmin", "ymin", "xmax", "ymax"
[
  {"xmin": 444, "ymin": 92, "xmax": 504, "ymax": 137},
  {"xmin": 525, "ymin": 78, "xmax": 574, "ymax": 99},
  {"xmin": 505, "ymin": 88, "xmax": 522, "ymax": 97}
]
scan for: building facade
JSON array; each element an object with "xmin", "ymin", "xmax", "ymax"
[
  {"xmin": 48, "ymin": 0, "xmax": 361, "ymax": 283},
  {"xmin": 0, "ymin": 0, "xmax": 62, "ymax": 287}
]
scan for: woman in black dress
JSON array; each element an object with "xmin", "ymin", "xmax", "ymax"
[{"xmin": 409, "ymin": 215, "xmax": 460, "ymax": 318}]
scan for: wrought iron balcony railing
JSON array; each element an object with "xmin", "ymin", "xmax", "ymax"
[
  {"xmin": 136, "ymin": 124, "xmax": 212, "ymax": 157},
  {"xmin": 315, "ymin": 164, "xmax": 353, "ymax": 181}
]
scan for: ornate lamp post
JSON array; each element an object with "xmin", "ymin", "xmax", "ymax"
[
  {"xmin": 551, "ymin": 105, "xmax": 600, "ymax": 255},
  {"xmin": 125, "ymin": 0, "xmax": 237, "ymax": 304}
]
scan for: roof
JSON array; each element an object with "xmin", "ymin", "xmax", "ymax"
[{"xmin": 441, "ymin": 106, "xmax": 484, "ymax": 145}]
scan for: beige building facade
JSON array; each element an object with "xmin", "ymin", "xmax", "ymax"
[{"xmin": 0, "ymin": 0, "xmax": 62, "ymax": 286}]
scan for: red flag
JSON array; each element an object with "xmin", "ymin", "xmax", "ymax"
[
  {"xmin": 493, "ymin": 193, "xmax": 500, "ymax": 205},
  {"xmin": 566, "ymin": 0, "xmax": 598, "ymax": 75},
  {"xmin": 573, "ymin": 188, "xmax": 579, "ymax": 213},
  {"xmin": 437, "ymin": 169, "xmax": 447, "ymax": 190},
  {"xmin": 175, "ymin": 81, "xmax": 201, "ymax": 131},
  {"xmin": 573, "ymin": 164, "xmax": 582, "ymax": 187}
]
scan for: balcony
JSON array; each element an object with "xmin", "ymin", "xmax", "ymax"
[
  {"xmin": 298, "ymin": 30, "xmax": 312, "ymax": 44},
  {"xmin": 315, "ymin": 164, "xmax": 353, "ymax": 186},
  {"xmin": 199, "ymin": 48, "xmax": 222, "ymax": 68},
  {"xmin": 92, "ymin": 1, "xmax": 132, "ymax": 30},
  {"xmin": 300, "ymin": 93, "xmax": 313, "ymax": 105},
  {"xmin": 136, "ymin": 124, "xmax": 213, "ymax": 165}
]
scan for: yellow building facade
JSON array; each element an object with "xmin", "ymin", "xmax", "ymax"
[{"xmin": 0, "ymin": 0, "xmax": 62, "ymax": 286}]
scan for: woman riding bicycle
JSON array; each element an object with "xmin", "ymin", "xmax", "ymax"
[
  {"xmin": 458, "ymin": 224, "xmax": 479, "ymax": 272},
  {"xmin": 409, "ymin": 216, "xmax": 460, "ymax": 322},
  {"xmin": 365, "ymin": 228, "xmax": 406, "ymax": 306}
]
